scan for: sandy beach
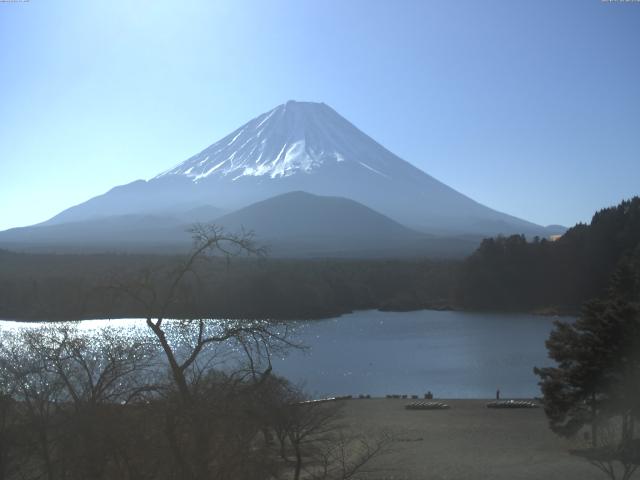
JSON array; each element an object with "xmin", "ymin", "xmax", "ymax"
[{"xmin": 340, "ymin": 399, "xmax": 605, "ymax": 480}]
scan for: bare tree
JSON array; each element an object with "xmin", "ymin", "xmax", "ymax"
[
  {"xmin": 108, "ymin": 225, "xmax": 301, "ymax": 480},
  {"xmin": 109, "ymin": 225, "xmax": 280, "ymax": 399},
  {"xmin": 570, "ymin": 417, "xmax": 640, "ymax": 480},
  {"xmin": 272, "ymin": 396, "xmax": 395, "ymax": 480},
  {"xmin": 0, "ymin": 325, "xmax": 159, "ymax": 480},
  {"xmin": 0, "ymin": 329, "xmax": 66, "ymax": 480},
  {"xmin": 0, "ymin": 393, "xmax": 19, "ymax": 480}
]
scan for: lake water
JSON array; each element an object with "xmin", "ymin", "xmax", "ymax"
[{"xmin": 0, "ymin": 309, "xmax": 564, "ymax": 399}]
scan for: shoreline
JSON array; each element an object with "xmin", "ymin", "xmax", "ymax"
[{"xmin": 0, "ymin": 305, "xmax": 578, "ymax": 323}]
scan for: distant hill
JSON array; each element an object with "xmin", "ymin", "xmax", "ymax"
[
  {"xmin": 0, "ymin": 205, "xmax": 222, "ymax": 254},
  {"xmin": 0, "ymin": 214, "xmax": 191, "ymax": 253},
  {"xmin": 0, "ymin": 192, "xmax": 480, "ymax": 258},
  {"xmin": 214, "ymin": 191, "xmax": 431, "ymax": 257}
]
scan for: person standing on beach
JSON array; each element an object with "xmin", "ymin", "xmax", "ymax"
[{"xmin": 496, "ymin": 389, "xmax": 500, "ymax": 400}]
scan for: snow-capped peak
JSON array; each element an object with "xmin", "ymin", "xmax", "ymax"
[{"xmin": 155, "ymin": 100, "xmax": 396, "ymax": 182}]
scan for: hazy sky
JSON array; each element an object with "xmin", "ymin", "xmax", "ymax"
[{"xmin": 1, "ymin": 0, "xmax": 639, "ymax": 231}]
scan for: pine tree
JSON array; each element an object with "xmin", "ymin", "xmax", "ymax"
[{"xmin": 535, "ymin": 260, "xmax": 640, "ymax": 478}]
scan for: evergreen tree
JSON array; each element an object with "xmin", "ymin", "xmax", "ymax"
[
  {"xmin": 535, "ymin": 257, "xmax": 640, "ymax": 478},
  {"xmin": 535, "ymin": 298, "xmax": 639, "ymax": 443}
]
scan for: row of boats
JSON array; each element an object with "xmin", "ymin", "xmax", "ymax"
[
  {"xmin": 404, "ymin": 400, "xmax": 540, "ymax": 410},
  {"xmin": 485, "ymin": 400, "xmax": 540, "ymax": 409},
  {"xmin": 295, "ymin": 397, "xmax": 540, "ymax": 410},
  {"xmin": 405, "ymin": 402, "xmax": 450, "ymax": 410}
]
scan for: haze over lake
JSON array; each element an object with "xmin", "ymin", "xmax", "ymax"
[{"xmin": 0, "ymin": 309, "xmax": 561, "ymax": 399}]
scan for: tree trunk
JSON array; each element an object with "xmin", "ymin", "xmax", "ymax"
[
  {"xmin": 164, "ymin": 408, "xmax": 195, "ymax": 480},
  {"xmin": 591, "ymin": 393, "xmax": 598, "ymax": 448},
  {"xmin": 192, "ymin": 412, "xmax": 210, "ymax": 480},
  {"xmin": 293, "ymin": 442, "xmax": 302, "ymax": 480},
  {"xmin": 40, "ymin": 428, "xmax": 55, "ymax": 480},
  {"xmin": 147, "ymin": 319, "xmax": 191, "ymax": 402},
  {"xmin": 622, "ymin": 412, "xmax": 630, "ymax": 444}
]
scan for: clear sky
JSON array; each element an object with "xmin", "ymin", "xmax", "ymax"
[{"xmin": 1, "ymin": 0, "xmax": 639, "ymax": 231}]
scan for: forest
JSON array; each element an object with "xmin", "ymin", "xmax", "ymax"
[
  {"xmin": 0, "ymin": 197, "xmax": 638, "ymax": 322},
  {"xmin": 456, "ymin": 197, "xmax": 640, "ymax": 313},
  {"xmin": 0, "ymin": 252, "xmax": 457, "ymax": 321}
]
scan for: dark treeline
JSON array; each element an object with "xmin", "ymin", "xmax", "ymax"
[
  {"xmin": 1, "ymin": 197, "xmax": 639, "ymax": 321},
  {"xmin": 0, "ymin": 252, "xmax": 458, "ymax": 321},
  {"xmin": 456, "ymin": 197, "xmax": 640, "ymax": 313}
]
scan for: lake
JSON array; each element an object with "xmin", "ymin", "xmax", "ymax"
[{"xmin": 0, "ymin": 309, "xmax": 564, "ymax": 399}]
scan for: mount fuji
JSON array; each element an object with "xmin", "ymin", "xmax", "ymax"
[{"xmin": 0, "ymin": 100, "xmax": 562, "ymax": 255}]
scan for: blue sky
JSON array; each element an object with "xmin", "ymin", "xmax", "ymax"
[{"xmin": 1, "ymin": 0, "xmax": 639, "ymax": 231}]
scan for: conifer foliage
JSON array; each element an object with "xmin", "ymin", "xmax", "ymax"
[{"xmin": 535, "ymin": 253, "xmax": 640, "ymax": 479}]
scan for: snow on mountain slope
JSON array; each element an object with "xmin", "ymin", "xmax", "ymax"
[{"xmin": 156, "ymin": 100, "xmax": 396, "ymax": 182}]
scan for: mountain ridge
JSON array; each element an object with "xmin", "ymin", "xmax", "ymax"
[
  {"xmin": 0, "ymin": 191, "xmax": 481, "ymax": 257},
  {"xmin": 9, "ymin": 100, "xmax": 563, "ymax": 247}
]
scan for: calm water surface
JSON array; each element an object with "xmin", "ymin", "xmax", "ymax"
[{"xmin": 0, "ymin": 310, "xmax": 564, "ymax": 399}]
